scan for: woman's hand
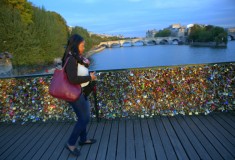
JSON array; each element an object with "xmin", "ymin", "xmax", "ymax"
[{"xmin": 90, "ymin": 72, "xmax": 97, "ymax": 81}]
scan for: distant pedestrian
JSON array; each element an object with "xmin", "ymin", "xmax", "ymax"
[{"xmin": 62, "ymin": 34, "xmax": 97, "ymax": 156}]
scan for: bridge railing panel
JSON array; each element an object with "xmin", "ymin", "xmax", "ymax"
[{"xmin": 0, "ymin": 62, "xmax": 234, "ymax": 123}]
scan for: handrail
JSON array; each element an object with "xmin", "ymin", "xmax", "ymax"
[{"xmin": 1, "ymin": 60, "xmax": 234, "ymax": 79}]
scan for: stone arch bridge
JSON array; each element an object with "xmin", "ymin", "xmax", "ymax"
[
  {"xmin": 98, "ymin": 37, "xmax": 183, "ymax": 48},
  {"xmin": 228, "ymin": 32, "xmax": 235, "ymax": 40}
]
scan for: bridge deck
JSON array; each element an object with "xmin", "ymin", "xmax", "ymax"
[{"xmin": 0, "ymin": 112, "xmax": 235, "ymax": 160}]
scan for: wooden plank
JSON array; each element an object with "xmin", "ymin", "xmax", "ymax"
[
  {"xmin": 57, "ymin": 121, "xmax": 91, "ymax": 160},
  {"xmin": 13, "ymin": 123, "xmax": 53, "ymax": 160},
  {"xmin": 190, "ymin": 116, "xmax": 234, "ymax": 160},
  {"xmin": 96, "ymin": 120, "xmax": 112, "ymax": 160},
  {"xmin": 24, "ymin": 123, "xmax": 62, "ymax": 160},
  {"xmin": 0, "ymin": 124, "xmax": 20, "ymax": 139},
  {"xmin": 2, "ymin": 112, "xmax": 235, "ymax": 160},
  {"xmin": 161, "ymin": 117, "xmax": 189, "ymax": 160},
  {"xmin": 205, "ymin": 115, "xmax": 235, "ymax": 145},
  {"xmin": 154, "ymin": 117, "xmax": 177, "ymax": 160},
  {"xmin": 126, "ymin": 119, "xmax": 135, "ymax": 160},
  {"xmin": 0, "ymin": 123, "xmax": 36, "ymax": 160},
  {"xmin": 49, "ymin": 124, "xmax": 73, "ymax": 160},
  {"xmin": 6, "ymin": 123, "xmax": 50, "ymax": 160},
  {"xmin": 0, "ymin": 123, "xmax": 27, "ymax": 149},
  {"xmin": 212, "ymin": 114, "xmax": 235, "ymax": 136},
  {"xmin": 218, "ymin": 113, "xmax": 235, "ymax": 129},
  {"xmin": 78, "ymin": 122, "xmax": 98, "ymax": 160},
  {"xmin": 40, "ymin": 123, "xmax": 70, "ymax": 160},
  {"xmin": 195, "ymin": 115, "xmax": 235, "ymax": 157},
  {"xmin": 58, "ymin": 122, "xmax": 92, "ymax": 160},
  {"xmin": 175, "ymin": 116, "xmax": 212, "ymax": 160},
  {"xmin": 86, "ymin": 120, "xmax": 105, "ymax": 160},
  {"xmin": 227, "ymin": 113, "xmax": 235, "ymax": 122},
  {"xmin": 134, "ymin": 119, "xmax": 145, "ymax": 160},
  {"xmin": 59, "ymin": 121, "xmax": 92, "ymax": 160},
  {"xmin": 66, "ymin": 121, "xmax": 92, "ymax": 160},
  {"xmin": 19, "ymin": 123, "xmax": 58, "ymax": 160},
  {"xmin": 56, "ymin": 149, "xmax": 69, "ymax": 160},
  {"xmin": 183, "ymin": 116, "xmax": 223, "ymax": 160},
  {"xmin": 169, "ymin": 117, "xmax": 200, "ymax": 160},
  {"xmin": 116, "ymin": 119, "xmax": 126, "ymax": 160},
  {"xmin": 0, "ymin": 123, "xmax": 33, "ymax": 156},
  {"xmin": 0, "ymin": 123, "xmax": 12, "ymax": 137},
  {"xmin": 141, "ymin": 119, "xmax": 156, "ymax": 160},
  {"xmin": 63, "ymin": 120, "xmax": 91, "ymax": 160},
  {"xmin": 147, "ymin": 119, "xmax": 167, "ymax": 160},
  {"xmin": 106, "ymin": 120, "xmax": 119, "ymax": 160}
]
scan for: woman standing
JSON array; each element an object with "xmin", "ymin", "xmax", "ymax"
[{"xmin": 62, "ymin": 34, "xmax": 97, "ymax": 156}]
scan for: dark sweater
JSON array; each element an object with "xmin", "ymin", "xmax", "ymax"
[{"xmin": 64, "ymin": 55, "xmax": 91, "ymax": 85}]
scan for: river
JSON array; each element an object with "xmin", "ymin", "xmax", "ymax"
[{"xmin": 89, "ymin": 41, "xmax": 235, "ymax": 71}]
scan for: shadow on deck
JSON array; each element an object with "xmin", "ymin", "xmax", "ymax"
[{"xmin": 0, "ymin": 112, "xmax": 235, "ymax": 160}]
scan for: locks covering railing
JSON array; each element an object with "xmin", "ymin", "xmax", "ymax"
[{"xmin": 0, "ymin": 62, "xmax": 234, "ymax": 123}]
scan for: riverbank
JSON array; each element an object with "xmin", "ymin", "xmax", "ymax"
[
  {"xmin": 86, "ymin": 46, "xmax": 105, "ymax": 58},
  {"xmin": 33, "ymin": 46, "xmax": 106, "ymax": 74},
  {"xmin": 190, "ymin": 42, "xmax": 227, "ymax": 47},
  {"xmin": 0, "ymin": 46, "xmax": 106, "ymax": 77}
]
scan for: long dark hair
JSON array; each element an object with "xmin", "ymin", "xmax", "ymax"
[{"xmin": 62, "ymin": 34, "xmax": 84, "ymax": 66}]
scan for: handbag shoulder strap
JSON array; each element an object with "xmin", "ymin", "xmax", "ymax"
[{"xmin": 62, "ymin": 56, "xmax": 71, "ymax": 69}]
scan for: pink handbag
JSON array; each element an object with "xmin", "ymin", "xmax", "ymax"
[{"xmin": 49, "ymin": 57, "xmax": 81, "ymax": 102}]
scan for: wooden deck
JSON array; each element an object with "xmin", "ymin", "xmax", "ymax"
[{"xmin": 0, "ymin": 112, "xmax": 235, "ymax": 160}]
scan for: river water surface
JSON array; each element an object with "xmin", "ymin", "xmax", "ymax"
[{"xmin": 89, "ymin": 41, "xmax": 235, "ymax": 71}]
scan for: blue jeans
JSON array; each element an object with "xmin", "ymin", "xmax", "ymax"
[{"xmin": 67, "ymin": 94, "xmax": 90, "ymax": 146}]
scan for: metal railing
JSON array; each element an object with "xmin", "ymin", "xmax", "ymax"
[{"xmin": 0, "ymin": 61, "xmax": 234, "ymax": 123}]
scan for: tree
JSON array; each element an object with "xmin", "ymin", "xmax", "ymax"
[
  {"xmin": 0, "ymin": 2, "xmax": 69, "ymax": 67},
  {"xmin": 0, "ymin": 0, "xmax": 123, "ymax": 71},
  {"xmin": 188, "ymin": 24, "xmax": 227, "ymax": 44},
  {"xmin": 155, "ymin": 29, "xmax": 171, "ymax": 37},
  {"xmin": 70, "ymin": 26, "xmax": 93, "ymax": 54},
  {"xmin": 3, "ymin": 0, "xmax": 33, "ymax": 24}
]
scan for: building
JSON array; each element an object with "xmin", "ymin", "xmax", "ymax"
[
  {"xmin": 146, "ymin": 29, "xmax": 158, "ymax": 38},
  {"xmin": 228, "ymin": 28, "xmax": 235, "ymax": 33},
  {"xmin": 165, "ymin": 24, "xmax": 187, "ymax": 37},
  {"xmin": 178, "ymin": 26, "xmax": 186, "ymax": 37}
]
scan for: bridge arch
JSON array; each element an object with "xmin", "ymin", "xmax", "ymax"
[
  {"xmin": 100, "ymin": 44, "xmax": 108, "ymax": 48},
  {"xmin": 172, "ymin": 39, "xmax": 180, "ymax": 45},
  {"xmin": 228, "ymin": 35, "xmax": 235, "ymax": 40},
  {"xmin": 110, "ymin": 42, "xmax": 120, "ymax": 48},
  {"xmin": 132, "ymin": 40, "xmax": 146, "ymax": 46},
  {"xmin": 122, "ymin": 41, "xmax": 133, "ymax": 47},
  {"xmin": 172, "ymin": 39, "xmax": 179, "ymax": 42},
  {"xmin": 159, "ymin": 39, "xmax": 169, "ymax": 44},
  {"xmin": 146, "ymin": 40, "xmax": 157, "ymax": 45}
]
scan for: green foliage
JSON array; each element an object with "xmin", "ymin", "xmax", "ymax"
[
  {"xmin": 70, "ymin": 26, "xmax": 124, "ymax": 56},
  {"xmin": 0, "ymin": 0, "xmax": 123, "ymax": 70},
  {"xmin": 188, "ymin": 24, "xmax": 227, "ymax": 43},
  {"xmin": 155, "ymin": 29, "xmax": 171, "ymax": 37},
  {"xmin": 3, "ymin": 0, "xmax": 33, "ymax": 24},
  {"xmin": 0, "ymin": 2, "xmax": 68, "ymax": 67},
  {"xmin": 70, "ymin": 26, "xmax": 93, "ymax": 54}
]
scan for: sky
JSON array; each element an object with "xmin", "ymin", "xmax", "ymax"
[{"xmin": 28, "ymin": 0, "xmax": 235, "ymax": 37}]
